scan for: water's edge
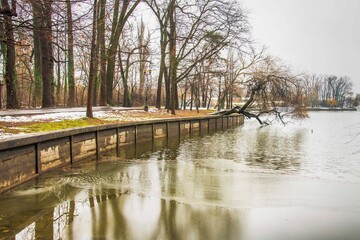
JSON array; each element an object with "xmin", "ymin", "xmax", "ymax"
[{"xmin": 0, "ymin": 115, "xmax": 243, "ymax": 193}]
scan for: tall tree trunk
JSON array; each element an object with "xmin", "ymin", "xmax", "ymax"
[
  {"xmin": 66, "ymin": 0, "xmax": 75, "ymax": 106},
  {"xmin": 40, "ymin": 34, "xmax": 53, "ymax": 108},
  {"xmin": 105, "ymin": 0, "xmax": 140, "ymax": 105},
  {"xmin": 33, "ymin": 0, "xmax": 54, "ymax": 108},
  {"xmin": 0, "ymin": 82, "xmax": 3, "ymax": 110},
  {"xmin": 164, "ymin": 67, "xmax": 170, "ymax": 109},
  {"xmin": 1, "ymin": 17, "xmax": 6, "ymax": 109},
  {"xmin": 190, "ymin": 82, "xmax": 194, "ymax": 111},
  {"xmin": 2, "ymin": 0, "xmax": 18, "ymax": 109},
  {"xmin": 123, "ymin": 82, "xmax": 131, "ymax": 107},
  {"xmin": 175, "ymin": 83, "xmax": 179, "ymax": 109},
  {"xmin": 46, "ymin": 1, "xmax": 55, "ymax": 106},
  {"xmin": 207, "ymin": 89, "xmax": 212, "ymax": 109},
  {"xmin": 87, "ymin": 0, "xmax": 99, "ymax": 118},
  {"xmin": 100, "ymin": 0, "xmax": 119, "ymax": 106},
  {"xmin": 183, "ymin": 79, "xmax": 188, "ymax": 110},
  {"xmin": 146, "ymin": 1, "xmax": 170, "ymax": 110},
  {"xmin": 55, "ymin": 23, "xmax": 61, "ymax": 105},
  {"xmin": 92, "ymin": 72, "xmax": 98, "ymax": 105},
  {"xmin": 203, "ymin": 68, "xmax": 210, "ymax": 108},
  {"xmin": 98, "ymin": 0, "xmax": 107, "ymax": 106},
  {"xmin": 156, "ymin": 34, "xmax": 166, "ymax": 109},
  {"xmin": 63, "ymin": 42, "xmax": 67, "ymax": 106},
  {"xmin": 56, "ymin": 41, "xmax": 61, "ymax": 104},
  {"xmin": 168, "ymin": 0, "xmax": 177, "ymax": 114},
  {"xmin": 138, "ymin": 19, "xmax": 147, "ymax": 103},
  {"xmin": 118, "ymin": 48, "xmax": 132, "ymax": 107},
  {"xmin": 217, "ymin": 76, "xmax": 221, "ymax": 111},
  {"xmin": 93, "ymin": 7, "xmax": 100, "ymax": 108},
  {"xmin": 31, "ymin": 1, "xmax": 42, "ymax": 107}
]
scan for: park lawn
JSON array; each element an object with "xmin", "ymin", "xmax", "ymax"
[{"xmin": 0, "ymin": 109, "xmax": 215, "ymax": 135}]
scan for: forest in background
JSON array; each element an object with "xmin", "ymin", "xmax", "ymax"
[{"xmin": 1, "ymin": 0, "xmax": 359, "ymax": 117}]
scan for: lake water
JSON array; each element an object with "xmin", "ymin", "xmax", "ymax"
[{"xmin": 1, "ymin": 111, "xmax": 360, "ymax": 240}]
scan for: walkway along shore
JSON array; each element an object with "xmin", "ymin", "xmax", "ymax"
[
  {"xmin": 0, "ymin": 115, "xmax": 244, "ymax": 193},
  {"xmin": 0, "ymin": 106, "xmax": 139, "ymax": 117}
]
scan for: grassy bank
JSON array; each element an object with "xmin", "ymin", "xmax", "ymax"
[{"xmin": 0, "ymin": 109, "xmax": 215, "ymax": 135}]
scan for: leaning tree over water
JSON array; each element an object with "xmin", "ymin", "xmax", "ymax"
[{"xmin": 217, "ymin": 55, "xmax": 307, "ymax": 125}]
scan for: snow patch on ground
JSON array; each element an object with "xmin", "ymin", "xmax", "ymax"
[
  {"xmin": 0, "ymin": 109, "xmax": 163, "ymax": 123},
  {"xmin": 0, "ymin": 111, "xmax": 115, "ymax": 123},
  {"xmin": 0, "ymin": 109, "xmax": 169, "ymax": 140},
  {"xmin": 0, "ymin": 130, "xmax": 28, "ymax": 140}
]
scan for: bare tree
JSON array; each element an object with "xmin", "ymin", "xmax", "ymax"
[
  {"xmin": 98, "ymin": 0, "xmax": 107, "ymax": 106},
  {"xmin": 31, "ymin": 0, "xmax": 55, "ymax": 108},
  {"xmin": 86, "ymin": 0, "xmax": 99, "ymax": 118},
  {"xmin": 145, "ymin": 0, "xmax": 171, "ymax": 109},
  {"xmin": 137, "ymin": 19, "xmax": 150, "ymax": 103},
  {"xmin": 1, "ymin": 0, "xmax": 18, "ymax": 108},
  {"xmin": 105, "ymin": 0, "xmax": 141, "ymax": 105},
  {"xmin": 66, "ymin": 0, "xmax": 75, "ymax": 107},
  {"xmin": 217, "ymin": 56, "xmax": 306, "ymax": 125},
  {"xmin": 302, "ymin": 74, "xmax": 354, "ymax": 108},
  {"xmin": 147, "ymin": 0, "xmax": 249, "ymax": 114}
]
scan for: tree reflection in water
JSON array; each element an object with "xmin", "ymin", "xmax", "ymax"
[
  {"xmin": 0, "ymin": 134, "xmax": 243, "ymax": 239},
  {"xmin": 2, "ymin": 115, "xmax": 360, "ymax": 240},
  {"xmin": 7, "ymin": 193, "xmax": 241, "ymax": 239}
]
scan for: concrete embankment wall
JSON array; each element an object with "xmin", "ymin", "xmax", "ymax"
[{"xmin": 0, "ymin": 115, "xmax": 243, "ymax": 193}]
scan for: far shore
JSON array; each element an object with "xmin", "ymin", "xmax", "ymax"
[{"xmin": 305, "ymin": 107, "xmax": 357, "ymax": 112}]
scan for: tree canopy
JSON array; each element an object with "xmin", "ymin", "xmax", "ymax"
[{"xmin": 0, "ymin": 0, "xmax": 357, "ymax": 122}]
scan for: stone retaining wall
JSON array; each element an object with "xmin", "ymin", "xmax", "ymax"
[{"xmin": 0, "ymin": 115, "xmax": 244, "ymax": 193}]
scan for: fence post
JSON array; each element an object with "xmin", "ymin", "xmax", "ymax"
[
  {"xmin": 35, "ymin": 143, "xmax": 42, "ymax": 174},
  {"xmin": 70, "ymin": 135, "xmax": 74, "ymax": 164},
  {"xmin": 95, "ymin": 131, "xmax": 100, "ymax": 161}
]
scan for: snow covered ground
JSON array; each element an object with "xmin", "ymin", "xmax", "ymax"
[
  {"xmin": 0, "ymin": 108, "xmax": 166, "ymax": 141},
  {"xmin": 0, "ymin": 108, "xmax": 164, "ymax": 123},
  {"xmin": 0, "ymin": 111, "xmax": 108, "ymax": 123}
]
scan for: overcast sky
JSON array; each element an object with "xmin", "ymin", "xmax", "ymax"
[{"xmin": 240, "ymin": 0, "xmax": 360, "ymax": 93}]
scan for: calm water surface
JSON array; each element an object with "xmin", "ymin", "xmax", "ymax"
[{"xmin": 1, "ymin": 112, "xmax": 360, "ymax": 240}]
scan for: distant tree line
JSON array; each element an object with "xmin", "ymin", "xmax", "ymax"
[
  {"xmin": 0, "ymin": 0, "xmax": 358, "ymax": 119},
  {"xmin": 302, "ymin": 74, "xmax": 355, "ymax": 108}
]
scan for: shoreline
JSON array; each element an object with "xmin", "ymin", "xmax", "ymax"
[
  {"xmin": 305, "ymin": 107, "xmax": 357, "ymax": 112},
  {"xmin": 0, "ymin": 115, "xmax": 243, "ymax": 193}
]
